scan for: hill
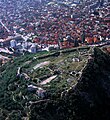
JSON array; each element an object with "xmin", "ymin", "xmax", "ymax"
[
  {"xmin": 1, "ymin": 47, "xmax": 110, "ymax": 120},
  {"xmin": 30, "ymin": 47, "xmax": 110, "ymax": 120}
]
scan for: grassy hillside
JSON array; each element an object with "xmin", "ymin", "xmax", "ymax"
[
  {"xmin": 30, "ymin": 47, "xmax": 110, "ymax": 120},
  {"xmin": 0, "ymin": 47, "xmax": 94, "ymax": 119}
]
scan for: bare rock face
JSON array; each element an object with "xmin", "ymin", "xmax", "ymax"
[{"xmin": 30, "ymin": 47, "xmax": 110, "ymax": 120}]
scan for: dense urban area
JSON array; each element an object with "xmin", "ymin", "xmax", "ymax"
[
  {"xmin": 0, "ymin": 0, "xmax": 110, "ymax": 63},
  {"xmin": 0, "ymin": 0, "xmax": 110, "ymax": 120}
]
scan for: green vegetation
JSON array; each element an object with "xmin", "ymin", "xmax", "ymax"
[
  {"xmin": 1, "ymin": 46, "xmax": 103, "ymax": 120},
  {"xmin": 30, "ymin": 47, "xmax": 110, "ymax": 120}
]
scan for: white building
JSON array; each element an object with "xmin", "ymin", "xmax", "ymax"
[
  {"xmin": 10, "ymin": 40, "xmax": 17, "ymax": 48},
  {"xmin": 30, "ymin": 44, "xmax": 37, "ymax": 53}
]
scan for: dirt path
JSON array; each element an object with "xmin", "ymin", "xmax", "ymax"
[
  {"xmin": 33, "ymin": 61, "xmax": 50, "ymax": 70},
  {"xmin": 40, "ymin": 75, "xmax": 57, "ymax": 85}
]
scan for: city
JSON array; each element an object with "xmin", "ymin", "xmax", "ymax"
[{"xmin": 0, "ymin": 0, "xmax": 110, "ymax": 120}]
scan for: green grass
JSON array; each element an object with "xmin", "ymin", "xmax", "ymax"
[{"xmin": 0, "ymin": 47, "xmax": 93, "ymax": 119}]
